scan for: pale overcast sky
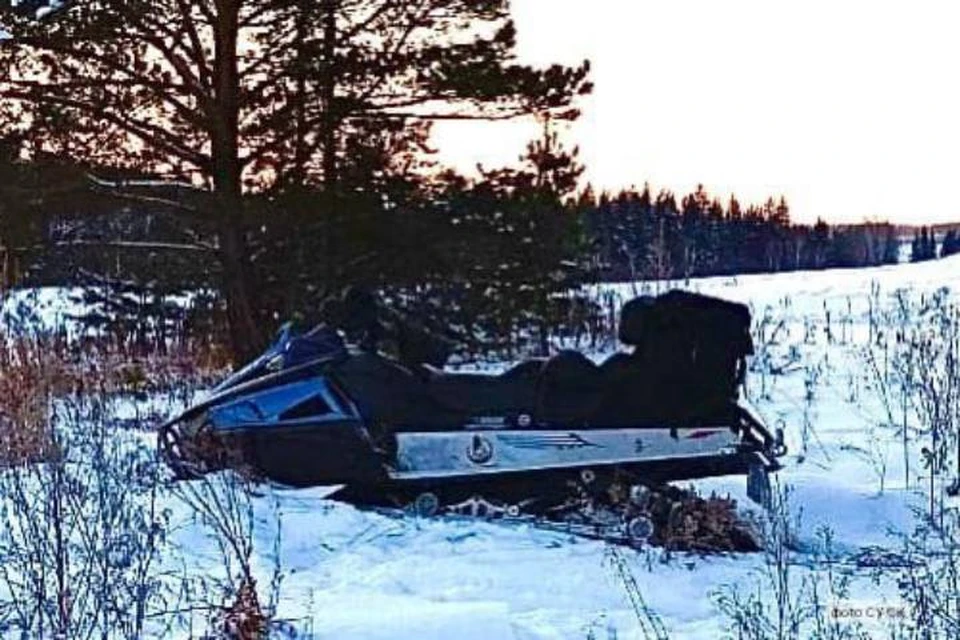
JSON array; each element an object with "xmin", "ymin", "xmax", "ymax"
[{"xmin": 431, "ymin": 0, "xmax": 960, "ymax": 224}]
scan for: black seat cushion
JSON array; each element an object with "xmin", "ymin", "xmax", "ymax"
[
  {"xmin": 337, "ymin": 354, "xmax": 545, "ymax": 430},
  {"xmin": 535, "ymin": 350, "xmax": 604, "ymax": 425},
  {"xmin": 598, "ymin": 351, "xmax": 635, "ymax": 380},
  {"xmin": 421, "ymin": 365, "xmax": 539, "ymax": 417},
  {"xmin": 618, "ymin": 295, "xmax": 656, "ymax": 345}
]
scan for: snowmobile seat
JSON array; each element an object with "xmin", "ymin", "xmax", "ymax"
[
  {"xmin": 618, "ymin": 294, "xmax": 656, "ymax": 346},
  {"xmin": 592, "ymin": 290, "xmax": 754, "ymax": 425},
  {"xmin": 598, "ymin": 351, "xmax": 636, "ymax": 379},
  {"xmin": 333, "ymin": 352, "xmax": 536, "ymax": 433},
  {"xmin": 535, "ymin": 350, "xmax": 605, "ymax": 425},
  {"xmin": 417, "ymin": 359, "xmax": 541, "ymax": 419}
]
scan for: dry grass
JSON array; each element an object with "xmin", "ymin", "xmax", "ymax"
[
  {"xmin": 0, "ymin": 291, "xmax": 277, "ymax": 637},
  {"xmin": 0, "ymin": 329, "xmax": 231, "ymax": 466},
  {"xmin": 219, "ymin": 576, "xmax": 269, "ymax": 640},
  {"xmin": 0, "ymin": 336, "xmax": 66, "ymax": 465}
]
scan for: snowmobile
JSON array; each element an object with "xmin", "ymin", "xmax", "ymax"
[{"xmin": 159, "ymin": 289, "xmax": 786, "ymax": 544}]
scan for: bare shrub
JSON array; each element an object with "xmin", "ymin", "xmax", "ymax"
[
  {"xmin": 0, "ymin": 335, "xmax": 65, "ymax": 465},
  {"xmin": 0, "ymin": 369, "xmax": 179, "ymax": 637},
  {"xmin": 713, "ymin": 485, "xmax": 870, "ymax": 640},
  {"xmin": 884, "ymin": 506, "xmax": 960, "ymax": 640},
  {"xmin": 0, "ymin": 291, "xmax": 233, "ymax": 638},
  {"xmin": 173, "ymin": 470, "xmax": 287, "ymax": 640},
  {"xmin": 882, "ymin": 290, "xmax": 960, "ymax": 639},
  {"xmin": 880, "ymin": 289, "xmax": 960, "ymax": 523}
]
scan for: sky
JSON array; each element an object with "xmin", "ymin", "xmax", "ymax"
[{"xmin": 430, "ymin": 0, "xmax": 960, "ymax": 225}]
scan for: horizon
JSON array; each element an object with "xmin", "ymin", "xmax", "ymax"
[{"xmin": 431, "ymin": 0, "xmax": 960, "ymax": 226}]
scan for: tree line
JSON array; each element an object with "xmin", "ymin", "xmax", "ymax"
[
  {"xmin": 0, "ymin": 125, "xmax": 917, "ymax": 359},
  {"xmin": 911, "ymin": 226, "xmax": 960, "ymax": 262},
  {"xmin": 581, "ymin": 185, "xmax": 900, "ymax": 282}
]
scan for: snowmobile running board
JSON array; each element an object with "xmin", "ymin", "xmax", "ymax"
[
  {"xmin": 381, "ymin": 412, "xmax": 781, "ymax": 508},
  {"xmin": 392, "ymin": 427, "xmax": 745, "ymax": 480}
]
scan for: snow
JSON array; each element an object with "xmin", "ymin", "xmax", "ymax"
[
  {"xmin": 35, "ymin": 0, "xmax": 63, "ymax": 19},
  {"xmin": 0, "ymin": 285, "xmax": 197, "ymax": 339},
  {"xmin": 224, "ymin": 489, "xmax": 756, "ymax": 639},
  {"xmin": 0, "ymin": 286, "xmax": 86, "ymax": 331},
  {"xmin": 6, "ymin": 254, "xmax": 960, "ymax": 638}
]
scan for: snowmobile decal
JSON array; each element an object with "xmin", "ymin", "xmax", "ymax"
[
  {"xmin": 464, "ymin": 416, "xmax": 508, "ymax": 430},
  {"xmin": 497, "ymin": 433, "xmax": 599, "ymax": 450},
  {"xmin": 466, "ymin": 434, "xmax": 494, "ymax": 464},
  {"xmin": 684, "ymin": 429, "xmax": 724, "ymax": 440},
  {"xmin": 465, "ymin": 415, "xmax": 535, "ymax": 430}
]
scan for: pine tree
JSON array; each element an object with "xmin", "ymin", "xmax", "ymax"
[
  {"xmin": 460, "ymin": 120, "xmax": 586, "ymax": 354},
  {"xmin": 941, "ymin": 230, "xmax": 959, "ymax": 258},
  {"xmin": 883, "ymin": 225, "xmax": 900, "ymax": 264},
  {"xmin": 912, "ymin": 229, "xmax": 924, "ymax": 262},
  {"xmin": 812, "ymin": 218, "xmax": 830, "ymax": 268},
  {"xmin": 919, "ymin": 226, "xmax": 933, "ymax": 261},
  {"xmin": 0, "ymin": 0, "xmax": 591, "ymax": 358},
  {"xmin": 650, "ymin": 190, "xmax": 679, "ymax": 282}
]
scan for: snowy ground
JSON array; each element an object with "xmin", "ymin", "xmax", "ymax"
[
  {"xmin": 5, "ymin": 255, "xmax": 960, "ymax": 638},
  {"xmin": 0, "ymin": 286, "xmax": 196, "ymax": 341},
  {"xmin": 186, "ymin": 255, "xmax": 960, "ymax": 638}
]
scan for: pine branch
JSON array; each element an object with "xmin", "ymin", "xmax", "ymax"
[
  {"xmin": 84, "ymin": 173, "xmax": 209, "ymax": 217},
  {"xmin": 52, "ymin": 240, "xmax": 216, "ymax": 253},
  {"xmin": 172, "ymin": 0, "xmax": 216, "ymax": 91},
  {"xmin": 2, "ymin": 90, "xmax": 210, "ymax": 169}
]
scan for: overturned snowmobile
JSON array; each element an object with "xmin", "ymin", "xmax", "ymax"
[{"xmin": 160, "ymin": 290, "xmax": 785, "ymax": 531}]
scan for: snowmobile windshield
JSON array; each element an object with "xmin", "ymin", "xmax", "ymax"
[
  {"xmin": 284, "ymin": 324, "xmax": 347, "ymax": 366},
  {"xmin": 213, "ymin": 323, "xmax": 347, "ymax": 393}
]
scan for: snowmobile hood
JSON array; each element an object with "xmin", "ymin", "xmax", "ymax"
[
  {"xmin": 213, "ymin": 323, "xmax": 348, "ymax": 393},
  {"xmin": 162, "ymin": 323, "xmax": 350, "ymax": 429},
  {"xmin": 161, "ymin": 355, "xmax": 340, "ymax": 430}
]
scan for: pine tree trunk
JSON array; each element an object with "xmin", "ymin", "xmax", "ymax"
[
  {"xmin": 292, "ymin": 0, "xmax": 310, "ymax": 186},
  {"xmin": 321, "ymin": 0, "xmax": 338, "ymax": 185},
  {"xmin": 220, "ymin": 222, "xmax": 261, "ymax": 362},
  {"xmin": 213, "ymin": 0, "xmax": 261, "ymax": 362},
  {"xmin": 320, "ymin": 0, "xmax": 339, "ymax": 285}
]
